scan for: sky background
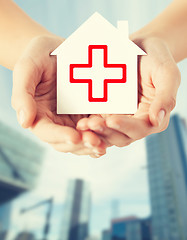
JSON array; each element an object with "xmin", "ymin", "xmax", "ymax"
[{"xmin": 0, "ymin": 0, "xmax": 187, "ymax": 239}]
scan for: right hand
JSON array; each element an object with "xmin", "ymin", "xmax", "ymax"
[{"xmin": 77, "ymin": 37, "xmax": 181, "ymax": 147}]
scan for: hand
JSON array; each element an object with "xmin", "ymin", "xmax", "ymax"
[
  {"xmin": 11, "ymin": 35, "xmax": 107, "ymax": 157},
  {"xmin": 77, "ymin": 37, "xmax": 181, "ymax": 147}
]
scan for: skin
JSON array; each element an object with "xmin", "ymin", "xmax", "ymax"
[
  {"xmin": 77, "ymin": 0, "xmax": 186, "ymax": 148},
  {"xmin": 77, "ymin": 37, "xmax": 181, "ymax": 147},
  {"xmin": 0, "ymin": 0, "xmax": 106, "ymax": 157},
  {"xmin": 0, "ymin": 0, "xmax": 186, "ymax": 156},
  {"xmin": 12, "ymin": 36, "xmax": 107, "ymax": 157}
]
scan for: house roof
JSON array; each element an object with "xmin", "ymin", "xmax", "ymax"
[{"xmin": 51, "ymin": 12, "xmax": 146, "ymax": 56}]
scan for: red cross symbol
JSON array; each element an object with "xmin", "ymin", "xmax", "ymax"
[{"xmin": 70, "ymin": 45, "xmax": 127, "ymax": 102}]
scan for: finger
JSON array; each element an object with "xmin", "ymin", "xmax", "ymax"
[
  {"xmin": 74, "ymin": 146, "xmax": 106, "ymax": 156},
  {"xmin": 82, "ymin": 131, "xmax": 107, "ymax": 155},
  {"xmin": 82, "ymin": 130, "xmax": 102, "ymax": 148},
  {"xmin": 12, "ymin": 58, "xmax": 41, "ymax": 128},
  {"xmin": 51, "ymin": 141, "xmax": 106, "ymax": 156},
  {"xmin": 77, "ymin": 118, "xmax": 90, "ymax": 131},
  {"xmin": 84, "ymin": 116, "xmax": 132, "ymax": 147},
  {"xmin": 51, "ymin": 142, "xmax": 82, "ymax": 153},
  {"xmin": 149, "ymin": 62, "xmax": 181, "ymax": 126},
  {"xmin": 51, "ymin": 143, "xmax": 92, "ymax": 155},
  {"xmin": 106, "ymin": 115, "xmax": 156, "ymax": 140},
  {"xmin": 30, "ymin": 116, "xmax": 81, "ymax": 144},
  {"xmin": 77, "ymin": 117, "xmax": 111, "ymax": 147}
]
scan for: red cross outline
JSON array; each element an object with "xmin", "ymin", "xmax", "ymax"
[{"xmin": 69, "ymin": 45, "xmax": 127, "ymax": 102}]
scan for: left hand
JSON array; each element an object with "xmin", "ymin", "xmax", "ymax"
[
  {"xmin": 11, "ymin": 35, "xmax": 107, "ymax": 157},
  {"xmin": 77, "ymin": 37, "xmax": 181, "ymax": 147}
]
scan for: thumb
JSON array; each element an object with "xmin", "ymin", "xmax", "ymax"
[
  {"xmin": 149, "ymin": 64, "xmax": 181, "ymax": 127},
  {"xmin": 11, "ymin": 59, "xmax": 40, "ymax": 128}
]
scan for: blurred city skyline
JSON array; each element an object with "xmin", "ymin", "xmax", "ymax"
[{"xmin": 0, "ymin": 114, "xmax": 187, "ymax": 240}]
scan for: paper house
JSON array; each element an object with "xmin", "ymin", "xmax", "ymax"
[{"xmin": 51, "ymin": 12, "xmax": 146, "ymax": 114}]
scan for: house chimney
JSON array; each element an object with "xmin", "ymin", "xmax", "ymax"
[{"xmin": 117, "ymin": 21, "xmax": 129, "ymax": 39}]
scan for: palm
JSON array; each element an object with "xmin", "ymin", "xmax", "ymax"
[
  {"xmin": 134, "ymin": 37, "xmax": 177, "ymax": 128},
  {"xmin": 26, "ymin": 37, "xmax": 89, "ymax": 132},
  {"xmin": 76, "ymin": 38, "xmax": 180, "ymax": 148},
  {"xmin": 113, "ymin": 36, "xmax": 180, "ymax": 136},
  {"xmin": 99, "ymin": 55, "xmax": 157, "ymax": 122},
  {"xmin": 13, "ymin": 36, "xmax": 106, "ymax": 156},
  {"xmin": 34, "ymin": 75, "xmax": 87, "ymax": 129}
]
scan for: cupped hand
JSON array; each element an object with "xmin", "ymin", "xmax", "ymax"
[
  {"xmin": 11, "ymin": 35, "xmax": 107, "ymax": 157},
  {"xmin": 77, "ymin": 37, "xmax": 181, "ymax": 147}
]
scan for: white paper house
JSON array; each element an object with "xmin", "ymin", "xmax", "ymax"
[{"xmin": 51, "ymin": 12, "xmax": 146, "ymax": 114}]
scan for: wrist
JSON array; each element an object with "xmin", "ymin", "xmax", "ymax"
[
  {"xmin": 130, "ymin": 31, "xmax": 165, "ymax": 49},
  {"xmin": 12, "ymin": 34, "xmax": 64, "ymax": 70},
  {"xmin": 130, "ymin": 30, "xmax": 178, "ymax": 62}
]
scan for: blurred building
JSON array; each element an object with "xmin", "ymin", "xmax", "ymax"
[
  {"xmin": 0, "ymin": 202, "xmax": 11, "ymax": 232},
  {"xmin": 140, "ymin": 218, "xmax": 152, "ymax": 240},
  {"xmin": 102, "ymin": 229, "xmax": 111, "ymax": 240},
  {"xmin": 85, "ymin": 237, "xmax": 100, "ymax": 240},
  {"xmin": 14, "ymin": 231, "xmax": 36, "ymax": 240},
  {"xmin": 111, "ymin": 216, "xmax": 152, "ymax": 240},
  {"xmin": 0, "ymin": 121, "xmax": 45, "ymax": 239},
  {"xmin": 0, "ymin": 203, "xmax": 10, "ymax": 240},
  {"xmin": 0, "ymin": 231, "xmax": 9, "ymax": 240},
  {"xmin": 59, "ymin": 179, "xmax": 91, "ymax": 240},
  {"xmin": 146, "ymin": 114, "xmax": 187, "ymax": 240},
  {"xmin": 111, "ymin": 200, "xmax": 120, "ymax": 219},
  {"xmin": 0, "ymin": 121, "xmax": 45, "ymax": 204}
]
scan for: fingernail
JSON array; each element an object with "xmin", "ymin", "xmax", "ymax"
[
  {"xmin": 158, "ymin": 110, "xmax": 165, "ymax": 125},
  {"xmin": 18, "ymin": 110, "xmax": 25, "ymax": 126},
  {"xmin": 84, "ymin": 142, "xmax": 93, "ymax": 148}
]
